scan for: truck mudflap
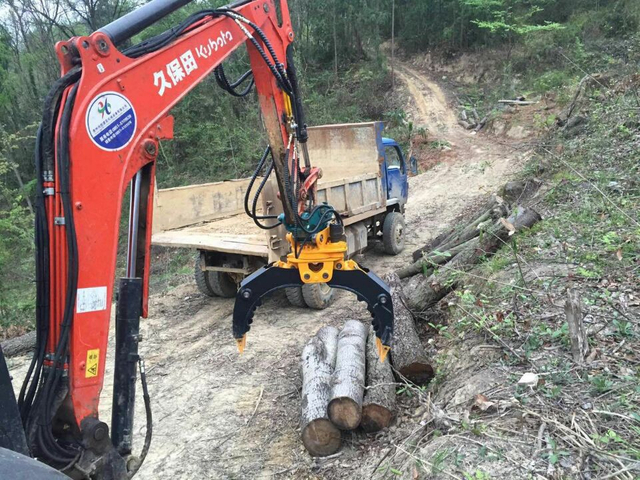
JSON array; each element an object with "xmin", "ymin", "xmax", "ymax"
[{"xmin": 232, "ymin": 265, "xmax": 393, "ymax": 361}]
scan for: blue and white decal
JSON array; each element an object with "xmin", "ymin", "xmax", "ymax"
[{"xmin": 86, "ymin": 92, "xmax": 136, "ymax": 151}]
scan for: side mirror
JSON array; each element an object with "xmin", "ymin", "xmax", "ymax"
[{"xmin": 409, "ymin": 156, "xmax": 418, "ymax": 175}]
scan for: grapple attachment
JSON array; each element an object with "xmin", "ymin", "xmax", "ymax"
[{"xmin": 232, "ymin": 264, "xmax": 393, "ymax": 361}]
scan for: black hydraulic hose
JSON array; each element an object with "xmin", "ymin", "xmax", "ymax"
[
  {"xmin": 285, "ymin": 46, "xmax": 307, "ymax": 143},
  {"xmin": 41, "ymin": 69, "xmax": 81, "ymax": 176},
  {"xmin": 19, "ymin": 125, "xmax": 49, "ymax": 423},
  {"xmin": 126, "ymin": 358, "xmax": 152, "ymax": 479},
  {"xmin": 250, "ymin": 159, "xmax": 281, "ymax": 230},
  {"xmin": 30, "ymin": 83, "xmax": 81, "ymax": 465},
  {"xmin": 214, "ymin": 65, "xmax": 254, "ymax": 97},
  {"xmin": 244, "ymin": 146, "xmax": 270, "ymax": 218},
  {"xmin": 21, "ymin": 70, "xmax": 80, "ymax": 427}
]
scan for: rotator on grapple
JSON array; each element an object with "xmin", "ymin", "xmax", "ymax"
[{"xmin": 0, "ymin": 0, "xmax": 393, "ymax": 478}]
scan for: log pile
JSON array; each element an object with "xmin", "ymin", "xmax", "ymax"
[
  {"xmin": 300, "ymin": 195, "xmax": 541, "ymax": 456},
  {"xmin": 300, "ymin": 321, "xmax": 397, "ymax": 456},
  {"xmin": 399, "ymin": 200, "xmax": 541, "ymax": 312},
  {"xmin": 458, "ymin": 108, "xmax": 487, "ymax": 132}
]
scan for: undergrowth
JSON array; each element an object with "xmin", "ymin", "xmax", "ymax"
[{"xmin": 428, "ymin": 69, "xmax": 640, "ymax": 478}]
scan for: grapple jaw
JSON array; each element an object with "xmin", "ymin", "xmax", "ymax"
[{"xmin": 232, "ymin": 265, "xmax": 393, "ymax": 361}]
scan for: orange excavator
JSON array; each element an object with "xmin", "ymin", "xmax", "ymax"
[{"xmin": 0, "ymin": 0, "xmax": 393, "ymax": 477}]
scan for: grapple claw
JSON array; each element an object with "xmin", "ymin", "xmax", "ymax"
[
  {"xmin": 232, "ymin": 265, "xmax": 394, "ymax": 354},
  {"xmin": 236, "ymin": 335, "xmax": 247, "ymax": 354}
]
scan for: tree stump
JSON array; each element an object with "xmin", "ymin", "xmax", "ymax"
[
  {"xmin": 328, "ymin": 320, "xmax": 368, "ymax": 430},
  {"xmin": 300, "ymin": 335, "xmax": 341, "ymax": 456},
  {"xmin": 361, "ymin": 326, "xmax": 396, "ymax": 433},
  {"xmin": 385, "ymin": 273, "xmax": 434, "ymax": 385},
  {"xmin": 565, "ymin": 290, "xmax": 588, "ymax": 364}
]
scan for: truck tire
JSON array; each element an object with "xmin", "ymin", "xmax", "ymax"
[
  {"xmin": 208, "ymin": 271, "xmax": 238, "ymax": 298},
  {"xmin": 285, "ymin": 287, "xmax": 307, "ymax": 308},
  {"xmin": 383, "ymin": 211, "xmax": 406, "ymax": 255},
  {"xmin": 302, "ymin": 283, "xmax": 335, "ymax": 310},
  {"xmin": 194, "ymin": 254, "xmax": 216, "ymax": 297}
]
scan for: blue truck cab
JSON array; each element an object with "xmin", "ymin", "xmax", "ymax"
[{"xmin": 381, "ymin": 136, "xmax": 410, "ymax": 209}]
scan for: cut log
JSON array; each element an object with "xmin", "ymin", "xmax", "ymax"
[
  {"xmin": 361, "ymin": 326, "xmax": 396, "ymax": 433},
  {"xmin": 315, "ymin": 325, "xmax": 339, "ymax": 369},
  {"xmin": 0, "ymin": 331, "xmax": 36, "ymax": 358},
  {"xmin": 406, "ymin": 207, "xmax": 541, "ymax": 311},
  {"xmin": 398, "ymin": 239, "xmax": 473, "ymax": 279},
  {"xmin": 328, "ymin": 320, "xmax": 367, "ymax": 430},
  {"xmin": 300, "ymin": 336, "xmax": 341, "ymax": 456},
  {"xmin": 409, "ymin": 197, "xmax": 508, "ymax": 265},
  {"xmin": 386, "ymin": 273, "xmax": 434, "ymax": 385}
]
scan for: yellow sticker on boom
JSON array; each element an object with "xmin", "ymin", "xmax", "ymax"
[{"xmin": 86, "ymin": 349, "xmax": 100, "ymax": 378}]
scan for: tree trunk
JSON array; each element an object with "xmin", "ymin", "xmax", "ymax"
[
  {"xmin": 386, "ymin": 274, "xmax": 434, "ymax": 385},
  {"xmin": 406, "ymin": 207, "xmax": 542, "ymax": 311},
  {"xmin": 328, "ymin": 320, "xmax": 367, "ymax": 430},
  {"xmin": 300, "ymin": 336, "xmax": 341, "ymax": 456},
  {"xmin": 361, "ymin": 326, "xmax": 396, "ymax": 433}
]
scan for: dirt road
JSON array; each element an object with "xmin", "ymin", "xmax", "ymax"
[{"xmin": 8, "ymin": 61, "xmax": 530, "ymax": 479}]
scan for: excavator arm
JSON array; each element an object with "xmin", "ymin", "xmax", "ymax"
[{"xmin": 14, "ymin": 0, "xmax": 393, "ymax": 477}]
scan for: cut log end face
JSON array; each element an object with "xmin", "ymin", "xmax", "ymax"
[
  {"xmin": 361, "ymin": 404, "xmax": 393, "ymax": 433},
  {"xmin": 400, "ymin": 362, "xmax": 434, "ymax": 385},
  {"xmin": 301, "ymin": 419, "xmax": 341, "ymax": 457},
  {"xmin": 328, "ymin": 397, "xmax": 362, "ymax": 430}
]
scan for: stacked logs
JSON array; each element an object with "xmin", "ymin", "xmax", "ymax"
[
  {"xmin": 398, "ymin": 197, "xmax": 541, "ymax": 312},
  {"xmin": 300, "ymin": 196, "xmax": 541, "ymax": 457},
  {"xmin": 300, "ymin": 321, "xmax": 398, "ymax": 456}
]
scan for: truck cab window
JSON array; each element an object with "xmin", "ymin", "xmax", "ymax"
[{"xmin": 385, "ymin": 146, "xmax": 404, "ymax": 173}]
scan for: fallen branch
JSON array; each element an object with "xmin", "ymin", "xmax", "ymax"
[{"xmin": 498, "ymin": 100, "xmax": 537, "ymax": 105}]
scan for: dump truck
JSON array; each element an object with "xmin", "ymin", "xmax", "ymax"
[{"xmin": 151, "ymin": 121, "xmax": 411, "ymax": 309}]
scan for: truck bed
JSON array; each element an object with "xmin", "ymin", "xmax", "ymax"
[
  {"xmin": 151, "ymin": 122, "xmax": 387, "ymax": 261},
  {"xmin": 151, "ymin": 214, "xmax": 269, "ymax": 257}
]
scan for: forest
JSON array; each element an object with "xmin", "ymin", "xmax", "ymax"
[{"xmin": 0, "ymin": 0, "xmax": 638, "ymax": 332}]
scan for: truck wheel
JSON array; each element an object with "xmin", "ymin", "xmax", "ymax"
[
  {"xmin": 285, "ymin": 287, "xmax": 307, "ymax": 308},
  {"xmin": 383, "ymin": 211, "xmax": 406, "ymax": 255},
  {"xmin": 194, "ymin": 254, "xmax": 216, "ymax": 297},
  {"xmin": 208, "ymin": 271, "xmax": 238, "ymax": 298},
  {"xmin": 302, "ymin": 283, "xmax": 335, "ymax": 310}
]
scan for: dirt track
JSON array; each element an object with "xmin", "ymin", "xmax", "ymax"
[{"xmin": 8, "ymin": 61, "xmax": 530, "ymax": 479}]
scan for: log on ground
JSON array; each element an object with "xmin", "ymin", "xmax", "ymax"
[
  {"xmin": 386, "ymin": 273, "xmax": 434, "ymax": 386},
  {"xmin": 328, "ymin": 320, "xmax": 368, "ymax": 430},
  {"xmin": 1, "ymin": 331, "xmax": 36, "ymax": 358},
  {"xmin": 361, "ymin": 326, "xmax": 396, "ymax": 433},
  {"xmin": 406, "ymin": 206, "xmax": 541, "ymax": 311},
  {"xmin": 300, "ymin": 333, "xmax": 341, "ymax": 457},
  {"xmin": 411, "ymin": 196, "xmax": 507, "ymax": 262}
]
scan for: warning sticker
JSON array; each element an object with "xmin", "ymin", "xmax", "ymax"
[
  {"xmin": 85, "ymin": 91, "xmax": 136, "ymax": 151},
  {"xmin": 86, "ymin": 349, "xmax": 100, "ymax": 378},
  {"xmin": 76, "ymin": 286, "xmax": 107, "ymax": 313}
]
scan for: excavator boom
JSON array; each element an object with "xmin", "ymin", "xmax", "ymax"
[{"xmin": 10, "ymin": 0, "xmax": 394, "ymax": 477}]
